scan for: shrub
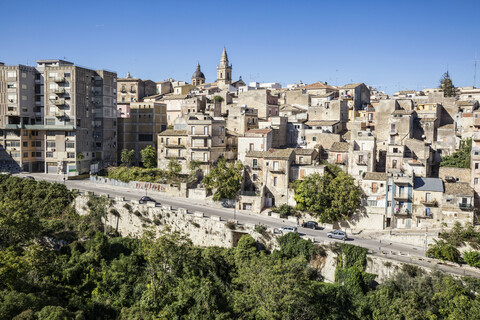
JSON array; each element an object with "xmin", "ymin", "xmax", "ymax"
[
  {"xmin": 464, "ymin": 251, "xmax": 480, "ymax": 268},
  {"xmin": 226, "ymin": 221, "xmax": 236, "ymax": 230},
  {"xmin": 426, "ymin": 240, "xmax": 462, "ymax": 263},
  {"xmin": 271, "ymin": 204, "xmax": 298, "ymax": 218}
]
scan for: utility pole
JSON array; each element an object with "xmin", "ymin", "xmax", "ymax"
[{"xmin": 104, "ymin": 206, "xmax": 107, "ymax": 235}]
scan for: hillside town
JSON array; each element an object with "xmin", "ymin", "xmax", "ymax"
[{"xmin": 1, "ymin": 48, "xmax": 479, "ymax": 232}]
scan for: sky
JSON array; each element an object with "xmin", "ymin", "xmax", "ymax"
[{"xmin": 1, "ymin": 0, "xmax": 480, "ymax": 94}]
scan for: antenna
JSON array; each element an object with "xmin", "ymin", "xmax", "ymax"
[{"xmin": 474, "ymin": 52, "xmax": 477, "ymax": 88}]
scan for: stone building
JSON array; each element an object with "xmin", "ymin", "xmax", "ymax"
[
  {"xmin": 217, "ymin": 47, "xmax": 232, "ymax": 87},
  {"xmin": 191, "ymin": 63, "xmax": 206, "ymax": 86},
  {"xmin": 236, "ymin": 89, "xmax": 279, "ymax": 119},
  {"xmin": 0, "ymin": 59, "xmax": 117, "ymax": 175},
  {"xmin": 226, "ymin": 105, "xmax": 258, "ymax": 135},
  {"xmin": 117, "ymin": 101, "xmax": 167, "ymax": 165},
  {"xmin": 117, "ymin": 73, "xmax": 156, "ymax": 104},
  {"xmin": 237, "ymin": 128, "xmax": 272, "ymax": 162},
  {"xmin": 348, "ymin": 130, "xmax": 376, "ymax": 179},
  {"xmin": 412, "ymin": 177, "xmax": 444, "ymax": 229}
]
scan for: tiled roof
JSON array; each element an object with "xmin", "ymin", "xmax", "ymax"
[
  {"xmin": 294, "ymin": 148, "xmax": 316, "ymax": 155},
  {"xmin": 305, "ymin": 120, "xmax": 339, "ymax": 126},
  {"xmin": 340, "ymin": 83, "xmax": 364, "ymax": 89},
  {"xmin": 304, "ymin": 81, "xmax": 337, "ymax": 90},
  {"xmin": 363, "ymin": 172, "xmax": 387, "ymax": 181},
  {"xmin": 246, "ymin": 148, "xmax": 294, "ymax": 160},
  {"xmin": 444, "ymin": 182, "xmax": 474, "ymax": 196},
  {"xmin": 245, "ymin": 128, "xmax": 272, "ymax": 135},
  {"xmin": 329, "ymin": 142, "xmax": 349, "ymax": 152},
  {"xmin": 414, "ymin": 177, "xmax": 444, "ymax": 192},
  {"xmin": 158, "ymin": 129, "xmax": 187, "ymax": 136}
]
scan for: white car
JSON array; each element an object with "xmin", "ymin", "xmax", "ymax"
[
  {"xmin": 278, "ymin": 226, "xmax": 298, "ymax": 234},
  {"xmin": 327, "ymin": 230, "xmax": 348, "ymax": 240}
]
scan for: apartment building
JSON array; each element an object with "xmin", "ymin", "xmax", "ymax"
[
  {"xmin": 0, "ymin": 60, "xmax": 117, "ymax": 175},
  {"xmin": 117, "ymin": 73, "xmax": 156, "ymax": 104}
]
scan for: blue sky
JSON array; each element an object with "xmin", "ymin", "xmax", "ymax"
[{"xmin": 1, "ymin": 0, "xmax": 479, "ymax": 93}]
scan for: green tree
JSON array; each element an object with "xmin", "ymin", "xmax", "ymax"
[
  {"xmin": 294, "ymin": 166, "xmax": 361, "ymax": 223},
  {"xmin": 203, "ymin": 157, "xmax": 243, "ymax": 201},
  {"xmin": 121, "ymin": 149, "xmax": 135, "ymax": 167},
  {"xmin": 140, "ymin": 145, "xmax": 157, "ymax": 169},
  {"xmin": 167, "ymin": 158, "xmax": 181, "ymax": 176},
  {"xmin": 212, "ymin": 95, "xmax": 224, "ymax": 103},
  {"xmin": 439, "ymin": 71, "xmax": 455, "ymax": 97},
  {"xmin": 440, "ymin": 138, "xmax": 472, "ymax": 168}
]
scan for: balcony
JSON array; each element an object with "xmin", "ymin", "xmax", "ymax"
[
  {"xmin": 55, "ymin": 111, "xmax": 66, "ymax": 118},
  {"xmin": 394, "ymin": 208, "xmax": 411, "ymax": 217},
  {"xmin": 190, "ymin": 145, "xmax": 209, "ymax": 150},
  {"xmin": 393, "ymin": 193, "xmax": 409, "ymax": 201},
  {"xmin": 251, "ymin": 166, "xmax": 262, "ymax": 170},
  {"xmin": 415, "ymin": 212, "xmax": 433, "ymax": 219},
  {"xmin": 165, "ymin": 155, "xmax": 185, "ymax": 160},
  {"xmin": 54, "ymin": 99, "xmax": 66, "ymax": 106},
  {"xmin": 421, "ymin": 200, "xmax": 438, "ymax": 207},
  {"xmin": 54, "ymin": 77, "xmax": 65, "ymax": 83},
  {"xmin": 55, "ymin": 88, "xmax": 65, "ymax": 94},
  {"xmin": 356, "ymin": 159, "xmax": 368, "ymax": 165},
  {"xmin": 459, "ymin": 203, "xmax": 474, "ymax": 210},
  {"xmin": 389, "ymin": 129, "xmax": 398, "ymax": 135},
  {"xmin": 240, "ymin": 190, "xmax": 259, "ymax": 197},
  {"xmin": 270, "ymin": 169, "xmax": 285, "ymax": 174},
  {"xmin": 335, "ymin": 160, "xmax": 346, "ymax": 165},
  {"xmin": 165, "ymin": 144, "xmax": 185, "ymax": 149}
]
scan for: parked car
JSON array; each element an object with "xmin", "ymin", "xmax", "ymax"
[
  {"xmin": 24, "ymin": 176, "xmax": 35, "ymax": 180},
  {"xmin": 278, "ymin": 226, "xmax": 298, "ymax": 234},
  {"xmin": 302, "ymin": 221, "xmax": 319, "ymax": 229},
  {"xmin": 327, "ymin": 230, "xmax": 348, "ymax": 240},
  {"xmin": 221, "ymin": 200, "xmax": 234, "ymax": 208},
  {"xmin": 139, "ymin": 196, "xmax": 157, "ymax": 204}
]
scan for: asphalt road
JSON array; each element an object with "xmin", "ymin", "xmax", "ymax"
[{"xmin": 14, "ymin": 172, "xmax": 480, "ymax": 278}]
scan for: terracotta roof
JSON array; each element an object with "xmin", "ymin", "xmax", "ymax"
[
  {"xmin": 304, "ymin": 81, "xmax": 337, "ymax": 90},
  {"xmin": 329, "ymin": 142, "xmax": 349, "ymax": 152},
  {"xmin": 245, "ymin": 128, "xmax": 272, "ymax": 135},
  {"xmin": 158, "ymin": 129, "xmax": 187, "ymax": 136},
  {"xmin": 444, "ymin": 182, "xmax": 474, "ymax": 196},
  {"xmin": 363, "ymin": 172, "xmax": 387, "ymax": 181},
  {"xmin": 246, "ymin": 148, "xmax": 294, "ymax": 160}
]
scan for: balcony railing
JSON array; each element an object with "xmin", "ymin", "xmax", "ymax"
[
  {"xmin": 240, "ymin": 190, "xmax": 259, "ymax": 197},
  {"xmin": 165, "ymin": 144, "xmax": 185, "ymax": 149},
  {"xmin": 55, "ymin": 111, "xmax": 66, "ymax": 118},
  {"xmin": 55, "ymin": 88, "xmax": 65, "ymax": 94},
  {"xmin": 459, "ymin": 203, "xmax": 474, "ymax": 210},
  {"xmin": 393, "ymin": 193, "xmax": 409, "ymax": 201},
  {"xmin": 54, "ymin": 99, "xmax": 66, "ymax": 106}
]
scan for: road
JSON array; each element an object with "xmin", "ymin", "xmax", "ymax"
[{"xmin": 14, "ymin": 172, "xmax": 480, "ymax": 278}]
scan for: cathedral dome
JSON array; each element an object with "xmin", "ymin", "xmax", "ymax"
[{"xmin": 192, "ymin": 63, "xmax": 205, "ymax": 79}]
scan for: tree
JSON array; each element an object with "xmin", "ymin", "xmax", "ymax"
[
  {"xmin": 212, "ymin": 95, "xmax": 224, "ymax": 103},
  {"xmin": 167, "ymin": 158, "xmax": 181, "ymax": 176},
  {"xmin": 203, "ymin": 157, "xmax": 243, "ymax": 201},
  {"xmin": 294, "ymin": 166, "xmax": 361, "ymax": 223},
  {"xmin": 439, "ymin": 71, "xmax": 455, "ymax": 97},
  {"xmin": 189, "ymin": 160, "xmax": 201, "ymax": 174},
  {"xmin": 121, "ymin": 149, "xmax": 135, "ymax": 167},
  {"xmin": 440, "ymin": 138, "xmax": 471, "ymax": 168},
  {"xmin": 140, "ymin": 145, "xmax": 157, "ymax": 169}
]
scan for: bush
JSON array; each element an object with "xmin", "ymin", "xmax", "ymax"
[
  {"xmin": 226, "ymin": 221, "xmax": 236, "ymax": 230},
  {"xmin": 426, "ymin": 240, "xmax": 462, "ymax": 263},
  {"xmin": 271, "ymin": 204, "xmax": 298, "ymax": 218},
  {"xmin": 464, "ymin": 251, "xmax": 480, "ymax": 268}
]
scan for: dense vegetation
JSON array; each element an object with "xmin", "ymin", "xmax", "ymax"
[
  {"xmin": 427, "ymin": 222, "xmax": 480, "ymax": 267},
  {"xmin": 439, "ymin": 71, "xmax": 455, "ymax": 97},
  {"xmin": 294, "ymin": 165, "xmax": 361, "ymax": 223},
  {"xmin": 1, "ymin": 175, "xmax": 480, "ymax": 319},
  {"xmin": 203, "ymin": 157, "xmax": 243, "ymax": 201},
  {"xmin": 106, "ymin": 167, "xmax": 193, "ymax": 184},
  {"xmin": 440, "ymin": 138, "xmax": 471, "ymax": 168}
]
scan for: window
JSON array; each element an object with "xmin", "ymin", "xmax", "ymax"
[
  {"xmin": 24, "ymin": 152, "xmax": 28, "ymax": 158},
  {"xmin": 191, "ymin": 126, "xmax": 195, "ymax": 135},
  {"xmin": 425, "ymin": 208, "xmax": 431, "ymax": 217},
  {"xmin": 253, "ymin": 159, "xmax": 258, "ymax": 168},
  {"xmin": 31, "ymin": 152, "xmax": 35, "ymax": 157},
  {"xmin": 299, "ymin": 156, "xmax": 303, "ymax": 163},
  {"xmin": 273, "ymin": 177, "xmax": 278, "ymax": 186},
  {"xmin": 7, "ymin": 83, "xmax": 16, "ymax": 88},
  {"xmin": 46, "ymin": 131, "xmax": 55, "ymax": 136},
  {"xmin": 67, "ymin": 152, "xmax": 75, "ymax": 158},
  {"xmin": 475, "ymin": 178, "xmax": 479, "ymax": 184},
  {"xmin": 249, "ymin": 143, "xmax": 254, "ymax": 151},
  {"xmin": 312, "ymin": 137, "xmax": 316, "ymax": 141},
  {"xmin": 273, "ymin": 161, "xmax": 279, "ymax": 170},
  {"xmin": 138, "ymin": 134, "xmax": 153, "ymax": 141},
  {"xmin": 358, "ymin": 155, "xmax": 364, "ymax": 163},
  {"xmin": 46, "ymin": 152, "xmax": 53, "ymax": 158},
  {"xmin": 178, "ymin": 138, "xmax": 181, "ymax": 144},
  {"xmin": 204, "ymin": 126, "xmax": 208, "ymax": 135},
  {"xmin": 476, "ymin": 163, "xmax": 479, "ymax": 170},
  {"xmin": 23, "ymin": 142, "xmax": 28, "ymax": 147},
  {"xmin": 372, "ymin": 182, "xmax": 377, "ymax": 193},
  {"xmin": 7, "ymin": 71, "xmax": 16, "ymax": 78},
  {"xmin": 253, "ymin": 174, "xmax": 257, "ymax": 181},
  {"xmin": 178, "ymin": 149, "xmax": 182, "ymax": 157},
  {"xmin": 66, "ymin": 142, "xmax": 75, "ymax": 149},
  {"xmin": 46, "ymin": 141, "xmax": 56, "ymax": 148}
]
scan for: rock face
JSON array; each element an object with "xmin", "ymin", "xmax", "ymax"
[{"xmin": 74, "ymin": 195, "xmax": 278, "ymax": 249}]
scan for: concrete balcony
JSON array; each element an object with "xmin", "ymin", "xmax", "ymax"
[
  {"xmin": 54, "ymin": 77, "xmax": 65, "ymax": 83},
  {"xmin": 55, "ymin": 111, "xmax": 66, "ymax": 118},
  {"xmin": 190, "ymin": 145, "xmax": 210, "ymax": 150},
  {"xmin": 54, "ymin": 99, "xmax": 66, "ymax": 106},
  {"xmin": 393, "ymin": 193, "xmax": 409, "ymax": 201},
  {"xmin": 55, "ymin": 88, "xmax": 65, "ymax": 94},
  {"xmin": 421, "ymin": 200, "xmax": 438, "ymax": 207},
  {"xmin": 165, "ymin": 144, "xmax": 185, "ymax": 149}
]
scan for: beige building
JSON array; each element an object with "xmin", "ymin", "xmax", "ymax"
[
  {"xmin": 157, "ymin": 114, "xmax": 228, "ymax": 174},
  {"xmin": 117, "ymin": 73, "xmax": 156, "ymax": 104},
  {"xmin": 117, "ymin": 101, "xmax": 167, "ymax": 165},
  {"xmin": 226, "ymin": 105, "xmax": 258, "ymax": 135},
  {"xmin": 237, "ymin": 128, "xmax": 272, "ymax": 162}
]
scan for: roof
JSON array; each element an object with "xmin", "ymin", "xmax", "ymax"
[
  {"xmin": 392, "ymin": 109, "xmax": 413, "ymax": 115},
  {"xmin": 161, "ymin": 94, "xmax": 189, "ymax": 100},
  {"xmin": 444, "ymin": 182, "xmax": 474, "ymax": 196},
  {"xmin": 413, "ymin": 177, "xmax": 444, "ymax": 192},
  {"xmin": 305, "ymin": 120, "xmax": 340, "ymax": 126},
  {"xmin": 329, "ymin": 142, "xmax": 349, "ymax": 152},
  {"xmin": 294, "ymin": 148, "xmax": 316, "ymax": 155},
  {"xmin": 192, "ymin": 64, "xmax": 205, "ymax": 79},
  {"xmin": 158, "ymin": 129, "xmax": 187, "ymax": 136},
  {"xmin": 340, "ymin": 83, "xmax": 364, "ymax": 89},
  {"xmin": 419, "ymin": 117, "xmax": 437, "ymax": 122},
  {"xmin": 245, "ymin": 128, "xmax": 272, "ymax": 135},
  {"xmin": 246, "ymin": 148, "xmax": 294, "ymax": 160},
  {"xmin": 457, "ymin": 100, "xmax": 477, "ymax": 106},
  {"xmin": 363, "ymin": 172, "xmax": 387, "ymax": 181},
  {"xmin": 304, "ymin": 81, "xmax": 337, "ymax": 90}
]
